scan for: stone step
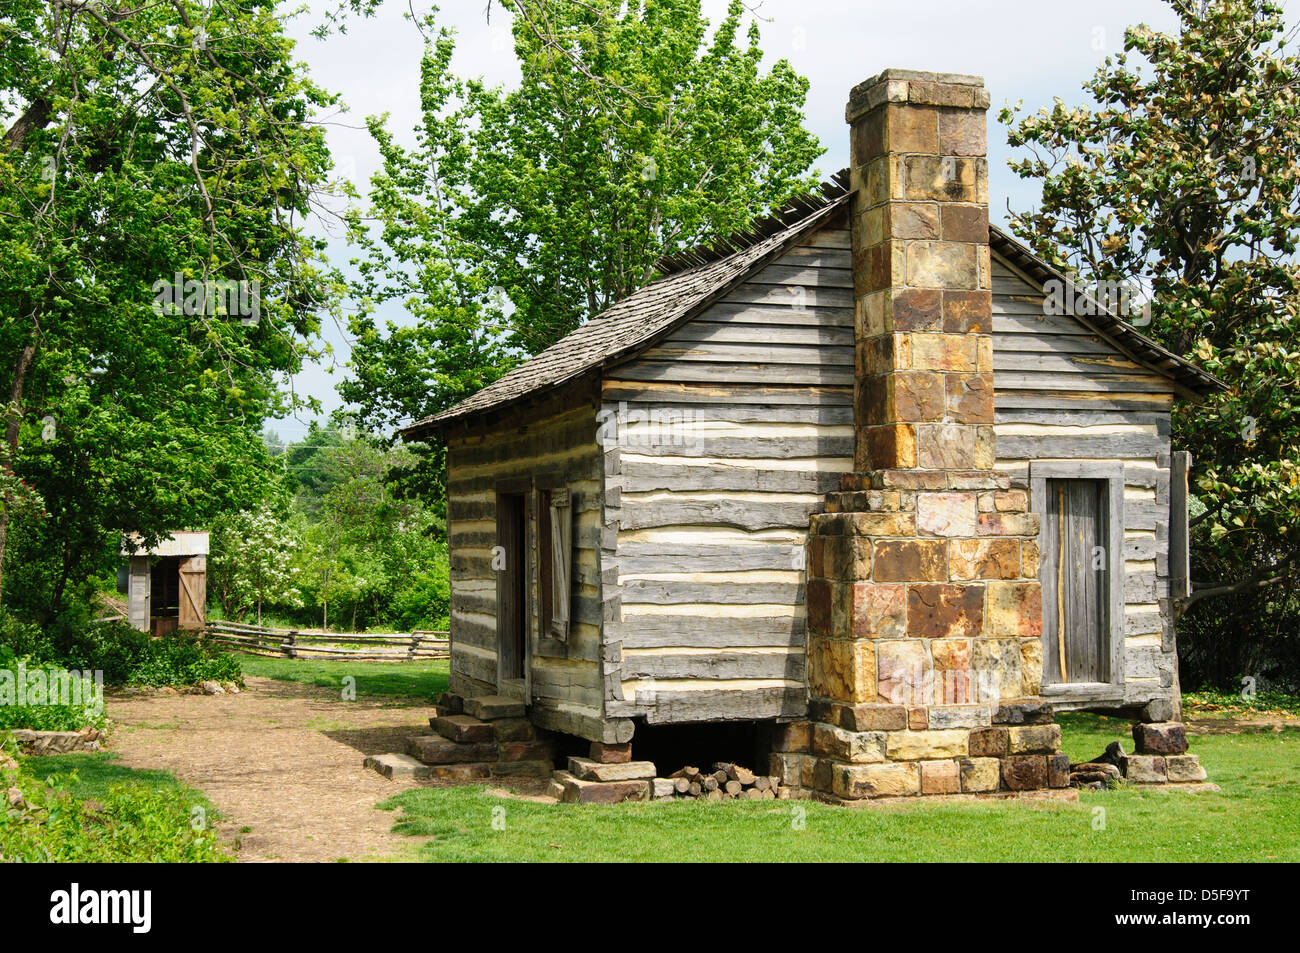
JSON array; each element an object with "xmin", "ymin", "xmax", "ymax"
[
  {"xmin": 364, "ymin": 753, "xmax": 432, "ymax": 781},
  {"xmin": 463, "ymin": 695, "xmax": 527, "ymax": 721},
  {"xmin": 406, "ymin": 734, "xmax": 498, "ymax": 765},
  {"xmin": 549, "ymin": 770, "xmax": 651, "ymax": 805},
  {"xmin": 491, "ymin": 718, "xmax": 541, "ymax": 742},
  {"xmin": 567, "ymin": 755, "xmax": 657, "ymax": 782},
  {"xmin": 430, "ymin": 713, "xmax": 495, "ymax": 743},
  {"xmin": 499, "ymin": 741, "xmax": 555, "ymax": 763}
]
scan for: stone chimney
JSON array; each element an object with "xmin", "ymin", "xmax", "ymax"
[{"xmin": 789, "ymin": 71, "xmax": 1068, "ymax": 802}]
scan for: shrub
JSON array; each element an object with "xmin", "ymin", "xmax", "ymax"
[
  {"xmin": 0, "ymin": 607, "xmax": 241, "ymax": 688},
  {"xmin": 0, "ymin": 757, "xmax": 228, "ymax": 863},
  {"xmin": 0, "ymin": 643, "xmax": 107, "ymax": 732}
]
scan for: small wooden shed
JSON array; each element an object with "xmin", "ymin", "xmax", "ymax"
[{"xmin": 121, "ymin": 531, "xmax": 208, "ymax": 635}]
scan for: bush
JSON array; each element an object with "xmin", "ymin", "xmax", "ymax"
[
  {"xmin": 0, "ymin": 607, "xmax": 241, "ymax": 688},
  {"xmin": 0, "ymin": 643, "xmax": 107, "ymax": 731},
  {"xmin": 0, "ymin": 756, "xmax": 228, "ymax": 863}
]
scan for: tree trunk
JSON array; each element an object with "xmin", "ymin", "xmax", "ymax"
[{"xmin": 0, "ymin": 343, "xmax": 38, "ymax": 608}]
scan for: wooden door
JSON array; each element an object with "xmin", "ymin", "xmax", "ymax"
[
  {"xmin": 179, "ymin": 555, "xmax": 207, "ymax": 629},
  {"xmin": 496, "ymin": 492, "xmax": 527, "ymax": 682},
  {"xmin": 1041, "ymin": 478, "xmax": 1110, "ymax": 684}
]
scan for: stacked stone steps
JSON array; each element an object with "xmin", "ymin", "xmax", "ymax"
[
  {"xmin": 365, "ymin": 691, "xmax": 555, "ymax": 781},
  {"xmin": 546, "ymin": 745, "xmax": 656, "ymax": 803}
]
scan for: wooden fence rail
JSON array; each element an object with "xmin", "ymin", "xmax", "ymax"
[{"xmin": 205, "ymin": 620, "xmax": 449, "ymax": 661}]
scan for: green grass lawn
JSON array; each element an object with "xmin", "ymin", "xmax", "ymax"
[
  {"xmin": 378, "ymin": 714, "xmax": 1300, "ymax": 862},
  {"xmin": 232, "ymin": 654, "xmax": 449, "ymax": 701},
  {"xmin": 18, "ymin": 751, "xmax": 209, "ymax": 806}
]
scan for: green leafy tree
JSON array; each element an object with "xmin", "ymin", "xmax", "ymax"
[
  {"xmin": 210, "ymin": 505, "xmax": 303, "ymax": 625},
  {"xmin": 340, "ymin": 0, "xmax": 823, "ymax": 497},
  {"xmin": 1001, "ymin": 0, "xmax": 1300, "ymax": 687},
  {"xmin": 0, "ymin": 1, "xmax": 340, "ymax": 616}
]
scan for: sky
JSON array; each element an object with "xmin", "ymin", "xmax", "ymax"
[{"xmin": 269, "ymin": 0, "xmax": 1198, "ymax": 440}]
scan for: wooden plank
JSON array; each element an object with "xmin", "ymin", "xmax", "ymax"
[
  {"xmin": 640, "ymin": 686, "xmax": 808, "ymax": 723},
  {"xmin": 618, "ymin": 463, "xmax": 844, "ymax": 494},
  {"xmin": 749, "ymin": 263, "xmax": 853, "ymax": 288},
  {"xmin": 604, "ymin": 435, "xmax": 852, "ymax": 459},
  {"xmin": 994, "ymin": 392, "xmax": 1173, "ymax": 412},
  {"xmin": 601, "ymin": 380, "xmax": 853, "ymax": 406},
  {"xmin": 620, "ymin": 579, "xmax": 805, "ymax": 605},
  {"xmin": 606, "ymin": 356, "xmax": 856, "ymax": 385},
  {"xmin": 620, "ymin": 615, "xmax": 805, "ymax": 648},
  {"xmin": 1169, "ymin": 451, "xmax": 1191, "ymax": 601},
  {"xmin": 724, "ymin": 282, "xmax": 854, "ymax": 310},
  {"xmin": 621, "ymin": 652, "xmax": 806, "ymax": 681},
  {"xmin": 995, "ymin": 409, "xmax": 1168, "ymax": 430},
  {"xmin": 665, "ymin": 321, "xmax": 855, "ymax": 347},
  {"xmin": 993, "ymin": 372, "xmax": 1175, "ymax": 394},
  {"xmin": 699, "ymin": 301, "xmax": 854, "ymax": 328},
  {"xmin": 616, "ymin": 542, "xmax": 806, "ymax": 573},
  {"xmin": 996, "ymin": 433, "xmax": 1169, "ymax": 460},
  {"xmin": 639, "ymin": 341, "xmax": 854, "ymax": 366},
  {"xmin": 618, "ymin": 499, "xmax": 823, "ymax": 532}
]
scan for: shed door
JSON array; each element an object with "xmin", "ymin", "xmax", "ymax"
[
  {"xmin": 1042, "ymin": 478, "xmax": 1110, "ymax": 684},
  {"xmin": 179, "ymin": 555, "xmax": 207, "ymax": 629}
]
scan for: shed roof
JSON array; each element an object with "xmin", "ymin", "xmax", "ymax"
[
  {"xmin": 404, "ymin": 173, "xmax": 1223, "ymax": 437},
  {"xmin": 121, "ymin": 531, "xmax": 209, "ymax": 557}
]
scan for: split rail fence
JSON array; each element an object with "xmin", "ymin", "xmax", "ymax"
[{"xmin": 205, "ymin": 620, "xmax": 449, "ymax": 661}]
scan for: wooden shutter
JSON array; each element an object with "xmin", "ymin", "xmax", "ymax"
[
  {"xmin": 1169, "ymin": 451, "xmax": 1192, "ymax": 602},
  {"xmin": 549, "ymin": 489, "xmax": 572, "ymax": 641}
]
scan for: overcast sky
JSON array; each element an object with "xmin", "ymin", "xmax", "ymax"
[{"xmin": 270, "ymin": 0, "xmax": 1212, "ymax": 438}]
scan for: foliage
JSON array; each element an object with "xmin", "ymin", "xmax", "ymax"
[
  {"xmin": 340, "ymin": 0, "xmax": 823, "ymax": 497},
  {"xmin": 209, "ymin": 504, "xmax": 303, "ymax": 624},
  {"xmin": 0, "ymin": 642, "xmax": 106, "ymax": 731},
  {"xmin": 0, "ymin": 0, "xmax": 342, "ymax": 618},
  {"xmin": 0, "ymin": 753, "xmax": 227, "ymax": 863},
  {"xmin": 1000, "ymin": 0, "xmax": 1300, "ymax": 688},
  {"xmin": 1184, "ymin": 687, "xmax": 1300, "ymax": 716},
  {"xmin": 0, "ymin": 608, "xmax": 240, "ymax": 688}
]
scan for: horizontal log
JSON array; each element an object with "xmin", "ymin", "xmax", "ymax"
[
  {"xmin": 606, "ymin": 361, "xmax": 854, "ymax": 386},
  {"xmin": 618, "ymin": 499, "xmax": 822, "ymax": 532},
  {"xmin": 601, "ymin": 380, "xmax": 853, "ymax": 406},
  {"xmin": 616, "ymin": 615, "xmax": 805, "ymax": 649},
  {"xmin": 617, "ymin": 463, "xmax": 843, "ymax": 494},
  {"xmin": 621, "ymin": 652, "xmax": 806, "ymax": 681},
  {"xmin": 640, "ymin": 687, "xmax": 808, "ymax": 724},
  {"xmin": 620, "ymin": 579, "xmax": 805, "ymax": 605},
  {"xmin": 615, "ymin": 542, "xmax": 805, "ymax": 574},
  {"xmin": 995, "ymin": 433, "xmax": 1170, "ymax": 460}
]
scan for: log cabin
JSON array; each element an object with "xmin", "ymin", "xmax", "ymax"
[{"xmin": 401, "ymin": 70, "xmax": 1223, "ymax": 800}]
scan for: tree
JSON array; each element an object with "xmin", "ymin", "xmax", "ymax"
[
  {"xmin": 210, "ymin": 505, "xmax": 302, "ymax": 625},
  {"xmin": 339, "ymin": 0, "xmax": 823, "ymax": 495},
  {"xmin": 0, "ymin": 1, "xmax": 342, "ymax": 616},
  {"xmin": 1001, "ymin": 0, "xmax": 1300, "ymax": 687}
]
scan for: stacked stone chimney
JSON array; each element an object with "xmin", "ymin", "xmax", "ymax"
[{"xmin": 783, "ymin": 71, "xmax": 1070, "ymax": 800}]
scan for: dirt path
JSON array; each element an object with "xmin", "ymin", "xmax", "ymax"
[{"xmin": 104, "ymin": 677, "xmax": 437, "ymax": 862}]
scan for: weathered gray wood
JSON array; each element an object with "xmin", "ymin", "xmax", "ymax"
[
  {"xmin": 601, "ymin": 381, "xmax": 853, "ymax": 406},
  {"xmin": 616, "ymin": 543, "xmax": 805, "ymax": 573},
  {"xmin": 996, "ymin": 433, "xmax": 1170, "ymax": 460},
  {"xmin": 618, "ymin": 463, "xmax": 844, "ymax": 494},
  {"xmin": 640, "ymin": 687, "xmax": 808, "ymax": 723},
  {"xmin": 640, "ymin": 341, "xmax": 854, "ymax": 365},
  {"xmin": 620, "ymin": 579, "xmax": 805, "ymax": 605},
  {"xmin": 606, "ymin": 361, "xmax": 854, "ymax": 386},
  {"xmin": 1169, "ymin": 451, "xmax": 1192, "ymax": 601},
  {"xmin": 665, "ymin": 321, "xmax": 855, "ymax": 347},
  {"xmin": 724, "ymin": 282, "xmax": 853, "ymax": 310},
  {"xmin": 994, "ymin": 392, "xmax": 1172, "ymax": 412},
  {"xmin": 620, "ymin": 652, "xmax": 806, "ymax": 680},
  {"xmin": 994, "ymin": 371, "xmax": 1176, "ymax": 394},
  {"xmin": 749, "ymin": 263, "xmax": 853, "ymax": 288},
  {"xmin": 616, "ymin": 499, "xmax": 823, "ymax": 532},
  {"xmin": 620, "ymin": 615, "xmax": 805, "ymax": 649},
  {"xmin": 702, "ymin": 301, "xmax": 854, "ymax": 328},
  {"xmin": 608, "ymin": 435, "xmax": 853, "ymax": 459}
]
